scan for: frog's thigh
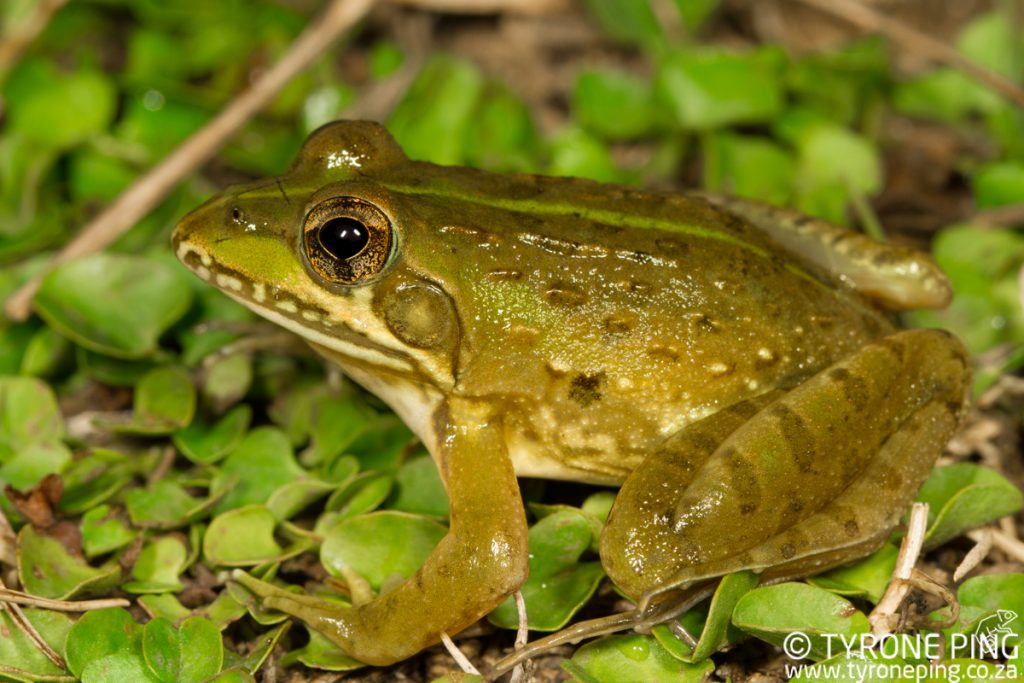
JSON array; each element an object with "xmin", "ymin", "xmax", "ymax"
[
  {"xmin": 701, "ymin": 193, "xmax": 951, "ymax": 311},
  {"xmin": 243, "ymin": 397, "xmax": 528, "ymax": 666},
  {"xmin": 601, "ymin": 328, "xmax": 969, "ymax": 603}
]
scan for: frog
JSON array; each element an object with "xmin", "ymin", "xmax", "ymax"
[{"xmin": 172, "ymin": 120, "xmax": 970, "ymax": 667}]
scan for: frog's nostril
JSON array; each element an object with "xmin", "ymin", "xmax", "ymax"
[{"xmin": 231, "ymin": 207, "xmax": 243, "ymax": 223}]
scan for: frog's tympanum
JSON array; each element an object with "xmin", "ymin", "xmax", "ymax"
[{"xmin": 173, "ymin": 121, "xmax": 970, "ymax": 666}]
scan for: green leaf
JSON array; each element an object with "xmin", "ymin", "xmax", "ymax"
[
  {"xmin": 5, "ymin": 59, "xmax": 116, "ymax": 150},
  {"xmin": 653, "ymin": 570, "xmax": 759, "ymax": 662},
  {"xmin": 324, "ymin": 470, "xmax": 393, "ymax": 518},
  {"xmin": 368, "ymin": 41, "xmax": 404, "ymax": 79},
  {"xmin": 35, "ymin": 254, "xmax": 193, "ymax": 359},
  {"xmin": 388, "ymin": 56, "xmax": 484, "ymax": 165},
  {"xmin": 388, "ymin": 454, "xmax": 448, "ymax": 518},
  {"xmin": 142, "ymin": 618, "xmax": 181, "ymax": 683},
  {"xmin": 279, "ymin": 626, "xmax": 363, "ymax": 672},
  {"xmin": 298, "ymin": 391, "xmax": 375, "ymax": 466},
  {"xmin": 0, "ymin": 608, "xmax": 75, "ymax": 681},
  {"xmin": 790, "ymin": 121, "xmax": 882, "ymax": 223},
  {"xmin": 204, "ymin": 669, "xmax": 257, "ymax": 683},
  {"xmin": 0, "ymin": 376, "xmax": 64, "ymax": 462},
  {"xmin": 916, "ymin": 463, "xmax": 1024, "ymax": 547},
  {"xmin": 125, "ymin": 479, "xmax": 201, "ymax": 528},
  {"xmin": 548, "ymin": 127, "xmax": 621, "ymax": 183},
  {"xmin": 123, "ymin": 535, "xmax": 189, "ymax": 594},
  {"xmin": 672, "ymin": 0, "xmax": 719, "ymax": 33},
  {"xmin": 266, "ymin": 477, "xmax": 337, "ymax": 521},
  {"xmin": 974, "ymin": 161, "xmax": 1024, "ymax": 209},
  {"xmin": 178, "ymin": 617, "xmax": 224, "ymax": 682},
  {"xmin": 573, "ymin": 69, "xmax": 659, "ymax": 140},
  {"xmin": 65, "ymin": 608, "xmax": 140, "ymax": 680},
  {"xmin": 808, "ymin": 543, "xmax": 899, "ymax": 603},
  {"xmin": 732, "ymin": 582, "xmax": 870, "ymax": 661},
  {"xmin": 82, "ymin": 652, "xmax": 162, "ymax": 683},
  {"xmin": 173, "ymin": 405, "xmax": 251, "ymax": 464},
  {"xmin": 581, "ymin": 0, "xmax": 664, "ymax": 50},
  {"xmin": 489, "ymin": 510, "xmax": 604, "ymax": 631},
  {"xmin": 656, "ymin": 47, "xmax": 784, "ymax": 130},
  {"xmin": 103, "ymin": 366, "xmax": 196, "ymax": 435},
  {"xmin": 202, "ymin": 352, "xmax": 252, "ymax": 411},
  {"xmin": 204, "ymin": 505, "xmax": 284, "ymax": 566},
  {"xmin": 0, "ymin": 441, "xmax": 70, "ymax": 491},
  {"xmin": 20, "ymin": 326, "xmax": 71, "ymax": 377},
  {"xmin": 562, "ymin": 634, "xmax": 714, "ymax": 682},
  {"xmin": 957, "ymin": 10, "xmax": 1017, "ymax": 77},
  {"xmin": 138, "ymin": 593, "xmax": 191, "ymax": 624},
  {"xmin": 462, "ymin": 83, "xmax": 539, "ymax": 173},
  {"xmin": 81, "ymin": 505, "xmax": 136, "ymax": 557},
  {"xmin": 237, "ymin": 622, "xmax": 290, "ymax": 674},
  {"xmin": 18, "ymin": 526, "xmax": 120, "ymax": 599},
  {"xmin": 912, "ymin": 225, "xmax": 1024, "ymax": 355},
  {"xmin": 59, "ymin": 448, "xmax": 135, "ymax": 515},
  {"xmin": 703, "ymin": 132, "xmax": 795, "ymax": 205},
  {"xmin": 952, "ymin": 576, "xmax": 1024, "ymax": 672},
  {"xmin": 210, "ymin": 427, "xmax": 304, "ymax": 514},
  {"xmin": 320, "ymin": 511, "xmax": 446, "ymax": 591}
]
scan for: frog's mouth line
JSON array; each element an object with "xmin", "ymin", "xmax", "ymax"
[{"xmin": 175, "ymin": 238, "xmax": 419, "ymax": 377}]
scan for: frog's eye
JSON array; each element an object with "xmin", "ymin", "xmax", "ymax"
[{"xmin": 302, "ymin": 196, "xmax": 392, "ymax": 285}]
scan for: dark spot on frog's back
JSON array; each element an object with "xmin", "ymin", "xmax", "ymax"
[
  {"xmin": 828, "ymin": 367, "xmax": 869, "ymax": 412},
  {"xmin": 603, "ymin": 313, "xmax": 634, "ymax": 335},
  {"xmin": 770, "ymin": 405, "xmax": 816, "ymax": 474},
  {"xmin": 722, "ymin": 448, "xmax": 760, "ymax": 498},
  {"xmin": 569, "ymin": 372, "xmax": 605, "ymax": 407},
  {"xmin": 844, "ymin": 518, "xmax": 860, "ymax": 537},
  {"xmin": 544, "ymin": 282, "xmax": 587, "ymax": 307}
]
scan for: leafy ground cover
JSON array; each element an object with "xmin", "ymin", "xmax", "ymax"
[{"xmin": 1, "ymin": 1, "xmax": 1023, "ymax": 681}]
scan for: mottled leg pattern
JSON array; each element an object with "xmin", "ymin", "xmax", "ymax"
[{"xmin": 601, "ymin": 328, "xmax": 970, "ymax": 608}]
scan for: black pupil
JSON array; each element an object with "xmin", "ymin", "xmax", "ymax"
[{"xmin": 318, "ymin": 217, "xmax": 369, "ymax": 260}]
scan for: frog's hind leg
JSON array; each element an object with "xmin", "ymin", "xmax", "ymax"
[
  {"xmin": 601, "ymin": 328, "xmax": 970, "ymax": 608},
  {"xmin": 697, "ymin": 193, "xmax": 951, "ymax": 311}
]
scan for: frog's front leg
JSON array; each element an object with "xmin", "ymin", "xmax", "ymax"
[
  {"xmin": 601, "ymin": 328, "xmax": 970, "ymax": 606},
  {"xmin": 236, "ymin": 397, "xmax": 528, "ymax": 666}
]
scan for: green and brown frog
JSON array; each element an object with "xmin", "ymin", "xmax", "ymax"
[{"xmin": 172, "ymin": 120, "xmax": 970, "ymax": 667}]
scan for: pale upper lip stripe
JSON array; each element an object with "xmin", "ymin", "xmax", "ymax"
[{"xmin": 175, "ymin": 237, "xmax": 421, "ymax": 372}]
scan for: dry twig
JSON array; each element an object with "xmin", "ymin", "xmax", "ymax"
[
  {"xmin": 974, "ymin": 525, "xmax": 1024, "ymax": 564},
  {"xmin": 440, "ymin": 632, "xmax": 482, "ymax": 676},
  {"xmin": 869, "ymin": 502, "xmax": 929, "ymax": 636},
  {"xmin": 973, "ymin": 202, "xmax": 1024, "ymax": 228},
  {"xmin": 0, "ymin": 508, "xmax": 15, "ymax": 567},
  {"xmin": 0, "ymin": 579, "xmax": 66, "ymax": 669},
  {"xmin": 0, "ymin": 587, "xmax": 130, "ymax": 612},
  {"xmin": 0, "ymin": 0, "xmax": 69, "ymax": 76},
  {"xmin": 793, "ymin": 0, "xmax": 1024, "ymax": 110},
  {"xmin": 509, "ymin": 590, "xmax": 531, "ymax": 683},
  {"xmin": 389, "ymin": 0, "xmax": 569, "ymax": 13},
  {"xmin": 954, "ymin": 528, "xmax": 992, "ymax": 582},
  {"xmin": 3, "ymin": 0, "xmax": 375, "ymax": 322}
]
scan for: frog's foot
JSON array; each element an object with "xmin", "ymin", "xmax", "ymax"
[
  {"xmin": 236, "ymin": 398, "xmax": 529, "ymax": 667},
  {"xmin": 601, "ymin": 328, "xmax": 970, "ymax": 605},
  {"xmin": 231, "ymin": 571, "xmax": 341, "ymax": 611}
]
